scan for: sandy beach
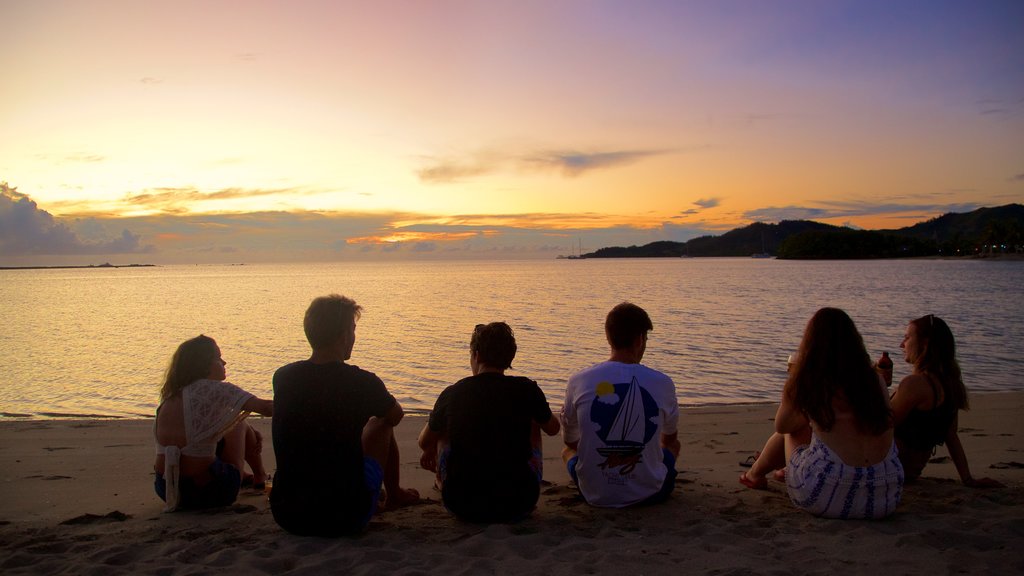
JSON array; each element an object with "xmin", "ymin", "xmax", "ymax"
[{"xmin": 1, "ymin": 393, "xmax": 1021, "ymax": 575}]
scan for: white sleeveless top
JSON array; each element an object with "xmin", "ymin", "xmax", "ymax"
[{"xmin": 154, "ymin": 379, "xmax": 253, "ymax": 511}]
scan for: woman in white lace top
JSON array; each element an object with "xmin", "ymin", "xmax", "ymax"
[{"xmin": 153, "ymin": 335, "xmax": 274, "ymax": 511}]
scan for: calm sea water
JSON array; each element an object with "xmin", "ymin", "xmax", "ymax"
[{"xmin": 1, "ymin": 258, "xmax": 1021, "ymax": 419}]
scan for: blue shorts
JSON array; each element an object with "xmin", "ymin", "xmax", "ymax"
[
  {"xmin": 568, "ymin": 448, "xmax": 677, "ymax": 506},
  {"xmin": 154, "ymin": 458, "xmax": 241, "ymax": 509},
  {"xmin": 362, "ymin": 456, "xmax": 385, "ymax": 522}
]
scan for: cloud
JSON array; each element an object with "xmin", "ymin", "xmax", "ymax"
[
  {"xmin": 743, "ymin": 200, "xmax": 983, "ymax": 223},
  {"xmin": 120, "ymin": 186, "xmax": 313, "ymax": 214},
  {"xmin": 417, "ymin": 146, "xmax": 667, "ymax": 183},
  {"xmin": 694, "ymin": 197, "xmax": 720, "ymax": 209},
  {"xmin": 1011, "ymin": 173, "xmax": 1024, "ymax": 182},
  {"xmin": 139, "ymin": 77, "xmax": 162, "ymax": 85},
  {"xmin": 0, "ymin": 184, "xmax": 151, "ymax": 256},
  {"xmin": 521, "ymin": 149, "xmax": 666, "ymax": 177},
  {"xmin": 33, "ymin": 153, "xmax": 107, "ymax": 165},
  {"xmin": 416, "ymin": 161, "xmax": 491, "ymax": 183},
  {"xmin": 37, "ymin": 205, "xmax": 714, "ymax": 263},
  {"xmin": 66, "ymin": 154, "xmax": 106, "ymax": 163}
]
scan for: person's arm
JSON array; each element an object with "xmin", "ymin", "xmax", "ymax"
[
  {"xmin": 945, "ymin": 413, "xmax": 1004, "ymax": 488},
  {"xmin": 243, "ymin": 397, "xmax": 273, "ymax": 417},
  {"xmin": 889, "ymin": 374, "xmax": 929, "ymax": 426},
  {"xmin": 418, "ymin": 422, "xmax": 442, "ymax": 472},
  {"xmin": 382, "ymin": 400, "xmax": 404, "ymax": 428},
  {"xmin": 774, "ymin": 386, "xmax": 807, "ymax": 434},
  {"xmin": 660, "ymin": 431, "xmax": 680, "ymax": 459},
  {"xmin": 540, "ymin": 414, "xmax": 560, "ymax": 436}
]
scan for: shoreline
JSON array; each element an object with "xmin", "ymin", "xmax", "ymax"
[
  {"xmin": 1, "ymin": 393, "xmax": 1021, "ymax": 573},
  {"xmin": 3, "ymin": 390, "xmax": 1020, "ymax": 421}
]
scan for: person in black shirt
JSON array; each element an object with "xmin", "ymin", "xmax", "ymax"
[
  {"xmin": 270, "ymin": 294, "xmax": 419, "ymax": 536},
  {"xmin": 418, "ymin": 322, "xmax": 560, "ymax": 523}
]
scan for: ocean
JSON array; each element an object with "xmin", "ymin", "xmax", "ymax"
[{"xmin": 1, "ymin": 258, "xmax": 1021, "ymax": 419}]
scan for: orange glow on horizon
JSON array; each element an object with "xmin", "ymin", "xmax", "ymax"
[{"xmin": 346, "ymin": 231, "xmax": 487, "ymax": 245}]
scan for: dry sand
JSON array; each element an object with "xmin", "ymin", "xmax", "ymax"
[{"xmin": 1, "ymin": 392, "xmax": 1021, "ymax": 575}]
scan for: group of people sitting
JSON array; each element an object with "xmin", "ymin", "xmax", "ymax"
[{"xmin": 153, "ymin": 296, "xmax": 999, "ymax": 534}]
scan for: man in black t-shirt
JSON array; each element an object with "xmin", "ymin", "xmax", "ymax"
[
  {"xmin": 270, "ymin": 295, "xmax": 419, "ymax": 536},
  {"xmin": 418, "ymin": 322, "xmax": 560, "ymax": 523}
]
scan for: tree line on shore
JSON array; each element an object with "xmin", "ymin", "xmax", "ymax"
[{"xmin": 581, "ymin": 204, "xmax": 1023, "ymax": 260}]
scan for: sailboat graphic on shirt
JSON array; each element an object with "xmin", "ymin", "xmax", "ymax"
[{"xmin": 597, "ymin": 376, "xmax": 647, "ymax": 457}]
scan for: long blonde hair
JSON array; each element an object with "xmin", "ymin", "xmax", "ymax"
[{"xmin": 160, "ymin": 335, "xmax": 218, "ymax": 401}]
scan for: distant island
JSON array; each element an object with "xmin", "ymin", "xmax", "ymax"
[
  {"xmin": 573, "ymin": 204, "xmax": 1023, "ymax": 260},
  {"xmin": 0, "ymin": 263, "xmax": 157, "ymax": 270}
]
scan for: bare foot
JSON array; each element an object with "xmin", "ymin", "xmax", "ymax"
[
  {"xmin": 739, "ymin": 471, "xmax": 768, "ymax": 490},
  {"xmin": 380, "ymin": 487, "xmax": 420, "ymax": 510}
]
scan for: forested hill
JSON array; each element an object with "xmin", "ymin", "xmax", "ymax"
[{"xmin": 581, "ymin": 204, "xmax": 1023, "ymax": 259}]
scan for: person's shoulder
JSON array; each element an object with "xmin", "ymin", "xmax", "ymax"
[
  {"xmin": 192, "ymin": 378, "xmax": 237, "ymax": 389},
  {"xmin": 442, "ymin": 376, "xmax": 473, "ymax": 394},
  {"xmin": 637, "ymin": 363, "xmax": 672, "ymax": 380},
  {"xmin": 344, "ymin": 363, "xmax": 386, "ymax": 387},
  {"xmin": 504, "ymin": 374, "xmax": 538, "ymax": 386},
  {"xmin": 274, "ymin": 360, "xmax": 309, "ymax": 376},
  {"xmin": 897, "ymin": 373, "xmax": 933, "ymax": 393},
  {"xmin": 571, "ymin": 360, "xmax": 611, "ymax": 379}
]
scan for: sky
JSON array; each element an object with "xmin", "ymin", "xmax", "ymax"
[{"xmin": 1, "ymin": 0, "xmax": 1022, "ymax": 265}]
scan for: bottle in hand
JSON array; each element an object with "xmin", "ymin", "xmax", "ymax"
[{"xmin": 877, "ymin": 351, "xmax": 893, "ymax": 387}]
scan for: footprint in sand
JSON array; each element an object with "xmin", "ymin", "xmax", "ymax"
[
  {"xmin": 59, "ymin": 511, "xmax": 130, "ymax": 525},
  {"xmin": 989, "ymin": 461, "xmax": 1024, "ymax": 469}
]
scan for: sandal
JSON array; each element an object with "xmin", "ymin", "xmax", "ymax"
[
  {"xmin": 739, "ymin": 451, "xmax": 761, "ymax": 468},
  {"xmin": 739, "ymin": 472, "xmax": 768, "ymax": 490}
]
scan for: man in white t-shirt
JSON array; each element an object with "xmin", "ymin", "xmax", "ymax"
[{"xmin": 560, "ymin": 302, "xmax": 680, "ymax": 507}]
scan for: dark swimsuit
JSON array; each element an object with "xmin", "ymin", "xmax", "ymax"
[{"xmin": 894, "ymin": 376, "xmax": 956, "ymax": 452}]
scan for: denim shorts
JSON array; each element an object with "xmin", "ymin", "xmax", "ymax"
[{"xmin": 155, "ymin": 458, "xmax": 242, "ymax": 509}]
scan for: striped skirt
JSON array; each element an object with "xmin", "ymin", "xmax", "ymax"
[{"xmin": 786, "ymin": 435, "xmax": 904, "ymax": 519}]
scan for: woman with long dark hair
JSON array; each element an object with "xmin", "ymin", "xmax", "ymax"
[
  {"xmin": 890, "ymin": 315, "xmax": 1001, "ymax": 487},
  {"xmin": 742, "ymin": 308, "xmax": 903, "ymax": 519}
]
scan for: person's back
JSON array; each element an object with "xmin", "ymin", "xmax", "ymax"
[
  {"xmin": 419, "ymin": 322, "xmax": 560, "ymax": 523},
  {"xmin": 270, "ymin": 294, "xmax": 418, "ymax": 537},
  {"xmin": 813, "ymin": 393, "xmax": 896, "ymax": 468},
  {"xmin": 270, "ymin": 360, "xmax": 391, "ymax": 535},
  {"xmin": 437, "ymin": 372, "xmax": 552, "ymax": 522},
  {"xmin": 561, "ymin": 303, "xmax": 680, "ymax": 508}
]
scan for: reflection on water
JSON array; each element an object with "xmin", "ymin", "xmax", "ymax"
[{"xmin": 1, "ymin": 259, "xmax": 1021, "ymax": 418}]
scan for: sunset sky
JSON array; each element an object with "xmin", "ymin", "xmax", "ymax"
[{"xmin": 2, "ymin": 0, "xmax": 1022, "ymax": 264}]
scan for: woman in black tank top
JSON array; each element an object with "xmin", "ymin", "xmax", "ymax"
[{"xmin": 889, "ymin": 315, "xmax": 1001, "ymax": 487}]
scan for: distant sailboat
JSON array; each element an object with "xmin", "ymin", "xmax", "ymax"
[
  {"xmin": 751, "ymin": 231, "xmax": 772, "ymax": 258},
  {"xmin": 597, "ymin": 376, "xmax": 646, "ymax": 456},
  {"xmin": 566, "ymin": 238, "xmax": 584, "ymax": 259}
]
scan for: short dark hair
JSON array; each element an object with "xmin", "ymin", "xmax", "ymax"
[
  {"xmin": 304, "ymin": 294, "xmax": 362, "ymax": 349},
  {"xmin": 471, "ymin": 322, "xmax": 517, "ymax": 370},
  {"xmin": 605, "ymin": 302, "xmax": 653, "ymax": 350}
]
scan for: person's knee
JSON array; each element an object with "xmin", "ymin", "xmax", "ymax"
[{"xmin": 362, "ymin": 417, "xmax": 393, "ymax": 463}]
